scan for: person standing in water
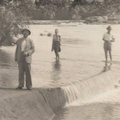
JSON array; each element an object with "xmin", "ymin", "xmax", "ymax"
[
  {"xmin": 103, "ymin": 26, "xmax": 115, "ymax": 65},
  {"xmin": 51, "ymin": 29, "xmax": 61, "ymax": 60}
]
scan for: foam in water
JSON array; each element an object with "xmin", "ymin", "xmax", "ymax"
[
  {"xmin": 61, "ymin": 70, "xmax": 120, "ymax": 107},
  {"xmin": 67, "ymin": 89, "xmax": 120, "ymax": 107}
]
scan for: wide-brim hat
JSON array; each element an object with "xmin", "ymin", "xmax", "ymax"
[
  {"xmin": 22, "ymin": 29, "xmax": 31, "ymax": 35},
  {"xmin": 106, "ymin": 26, "xmax": 112, "ymax": 30}
]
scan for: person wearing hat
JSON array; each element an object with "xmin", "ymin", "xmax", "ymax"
[
  {"xmin": 15, "ymin": 29, "xmax": 35, "ymax": 90},
  {"xmin": 103, "ymin": 26, "xmax": 115, "ymax": 64}
]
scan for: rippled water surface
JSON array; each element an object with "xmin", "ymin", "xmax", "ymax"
[{"xmin": 0, "ymin": 24, "xmax": 120, "ymax": 88}]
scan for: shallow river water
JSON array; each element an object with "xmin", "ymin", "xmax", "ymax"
[{"xmin": 1, "ymin": 24, "xmax": 120, "ymax": 88}]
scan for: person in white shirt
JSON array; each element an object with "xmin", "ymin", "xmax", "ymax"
[
  {"xmin": 103, "ymin": 26, "xmax": 115, "ymax": 64},
  {"xmin": 21, "ymin": 40, "xmax": 26, "ymax": 52},
  {"xmin": 51, "ymin": 29, "xmax": 61, "ymax": 60}
]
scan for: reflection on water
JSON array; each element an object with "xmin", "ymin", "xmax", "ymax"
[
  {"xmin": 0, "ymin": 49, "xmax": 12, "ymax": 65},
  {"xmin": 0, "ymin": 25, "xmax": 117, "ymax": 88},
  {"xmin": 103, "ymin": 63, "xmax": 112, "ymax": 72},
  {"xmin": 51, "ymin": 60, "xmax": 61, "ymax": 81},
  {"xmin": 53, "ymin": 60, "xmax": 61, "ymax": 71},
  {"xmin": 0, "ymin": 24, "xmax": 120, "ymax": 89}
]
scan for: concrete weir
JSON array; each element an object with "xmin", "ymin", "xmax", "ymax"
[{"xmin": 0, "ymin": 69, "xmax": 120, "ymax": 120}]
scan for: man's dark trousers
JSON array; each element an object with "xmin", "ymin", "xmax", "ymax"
[{"xmin": 18, "ymin": 54, "xmax": 32, "ymax": 88}]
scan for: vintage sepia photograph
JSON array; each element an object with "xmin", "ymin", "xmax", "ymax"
[{"xmin": 0, "ymin": 0, "xmax": 120, "ymax": 120}]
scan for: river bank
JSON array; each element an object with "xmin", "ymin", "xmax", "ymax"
[{"xmin": 28, "ymin": 19, "xmax": 120, "ymax": 25}]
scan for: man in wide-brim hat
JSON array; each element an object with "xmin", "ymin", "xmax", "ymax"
[
  {"xmin": 22, "ymin": 29, "xmax": 31, "ymax": 35},
  {"xmin": 103, "ymin": 26, "xmax": 115, "ymax": 65},
  {"xmin": 106, "ymin": 26, "xmax": 112, "ymax": 30},
  {"xmin": 15, "ymin": 29, "xmax": 35, "ymax": 90}
]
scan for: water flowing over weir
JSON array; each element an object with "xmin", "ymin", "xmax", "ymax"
[
  {"xmin": 38, "ymin": 67, "xmax": 120, "ymax": 116},
  {"xmin": 59, "ymin": 69, "xmax": 120, "ymax": 106}
]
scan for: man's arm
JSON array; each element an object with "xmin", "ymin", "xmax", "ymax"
[
  {"xmin": 110, "ymin": 38, "xmax": 115, "ymax": 42},
  {"xmin": 15, "ymin": 41, "xmax": 18, "ymax": 62},
  {"xmin": 102, "ymin": 34, "xmax": 106, "ymax": 41},
  {"xmin": 110, "ymin": 35, "xmax": 115, "ymax": 42},
  {"xmin": 51, "ymin": 39, "xmax": 54, "ymax": 51},
  {"xmin": 102, "ymin": 33, "xmax": 109, "ymax": 42},
  {"xmin": 51, "ymin": 35, "xmax": 55, "ymax": 51},
  {"xmin": 59, "ymin": 35, "xmax": 61, "ymax": 45},
  {"xmin": 26, "ymin": 40, "xmax": 35, "ymax": 55},
  {"xmin": 103, "ymin": 38, "xmax": 106, "ymax": 41}
]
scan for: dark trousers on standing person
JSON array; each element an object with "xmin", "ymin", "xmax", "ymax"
[{"xmin": 18, "ymin": 55, "xmax": 32, "ymax": 89}]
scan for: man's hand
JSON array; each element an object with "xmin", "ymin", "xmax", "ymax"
[
  {"xmin": 105, "ymin": 39, "xmax": 108, "ymax": 42},
  {"xmin": 104, "ymin": 39, "xmax": 110, "ymax": 43},
  {"xmin": 23, "ymin": 52, "xmax": 29, "ymax": 56},
  {"xmin": 110, "ymin": 39, "xmax": 115, "ymax": 42},
  {"xmin": 103, "ymin": 39, "xmax": 108, "ymax": 42},
  {"xmin": 51, "ymin": 48, "xmax": 53, "ymax": 52}
]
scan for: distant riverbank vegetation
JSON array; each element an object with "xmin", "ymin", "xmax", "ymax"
[
  {"xmin": 0, "ymin": 0, "xmax": 34, "ymax": 45},
  {"xmin": 33, "ymin": 0, "xmax": 120, "ymax": 20},
  {"xmin": 0, "ymin": 0, "xmax": 120, "ymax": 46}
]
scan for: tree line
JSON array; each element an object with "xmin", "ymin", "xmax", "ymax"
[
  {"xmin": 0, "ymin": 0, "xmax": 120, "ymax": 45},
  {"xmin": 32, "ymin": 0, "xmax": 120, "ymax": 20}
]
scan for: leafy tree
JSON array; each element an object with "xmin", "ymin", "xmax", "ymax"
[
  {"xmin": 0, "ymin": 0, "xmax": 35, "ymax": 46},
  {"xmin": 34, "ymin": 0, "xmax": 73, "ymax": 20}
]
